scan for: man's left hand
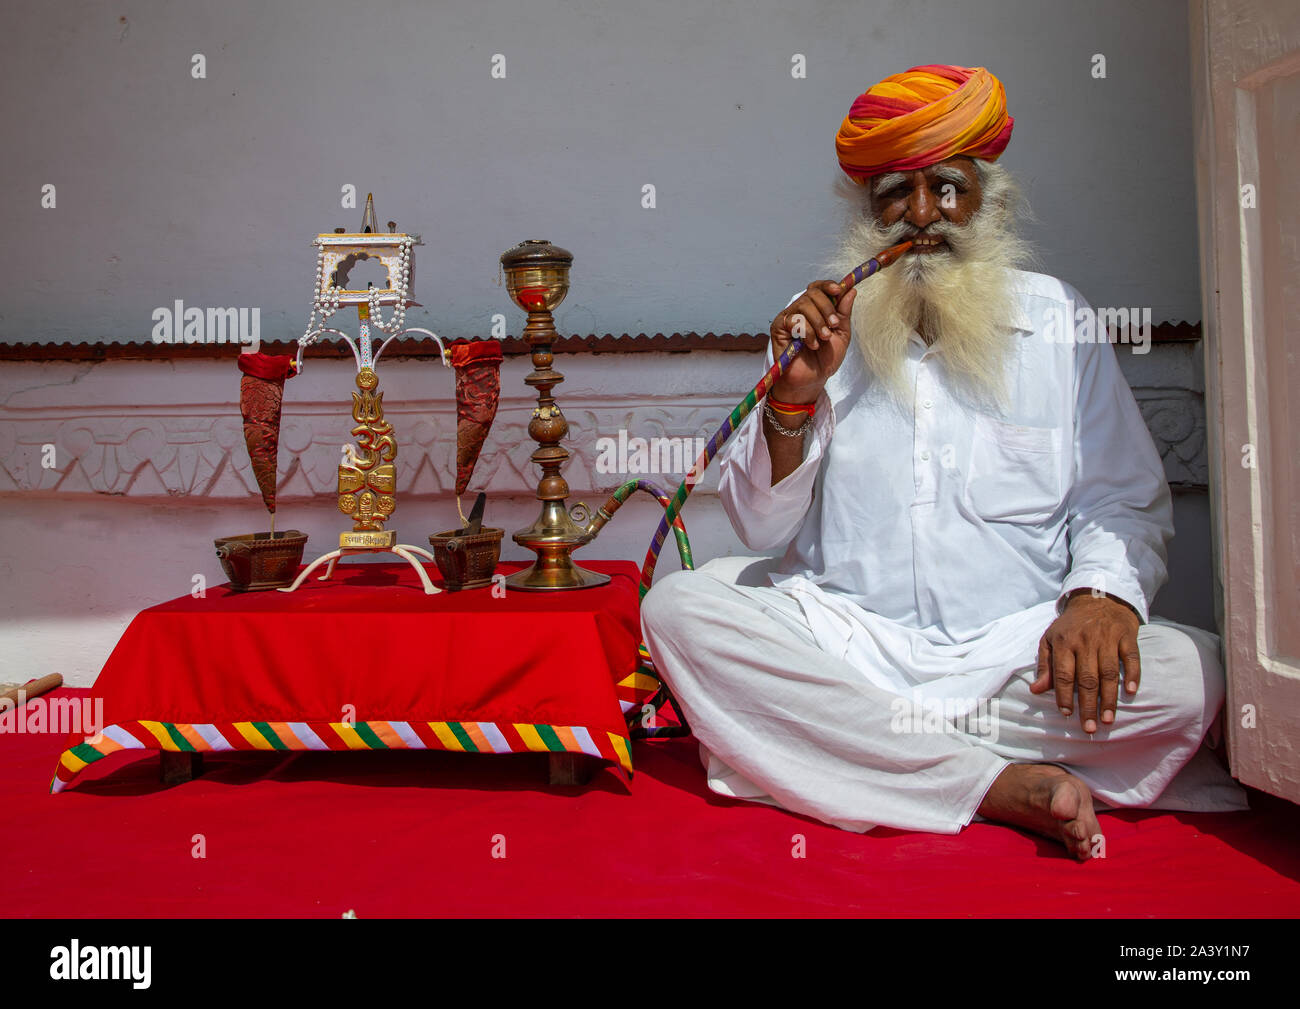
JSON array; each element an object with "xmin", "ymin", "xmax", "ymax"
[{"xmin": 1031, "ymin": 590, "xmax": 1142, "ymax": 734}]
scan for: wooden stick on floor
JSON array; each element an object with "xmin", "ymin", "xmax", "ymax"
[{"xmin": 0, "ymin": 674, "xmax": 63, "ymax": 709}]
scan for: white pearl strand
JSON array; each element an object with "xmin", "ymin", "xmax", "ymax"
[
  {"xmin": 367, "ymin": 236, "xmax": 415, "ymax": 335},
  {"xmin": 303, "ymin": 242, "xmax": 345, "ymax": 341}
]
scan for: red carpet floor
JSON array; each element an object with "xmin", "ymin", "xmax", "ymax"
[{"xmin": 5, "ymin": 688, "xmax": 1299, "ymax": 918}]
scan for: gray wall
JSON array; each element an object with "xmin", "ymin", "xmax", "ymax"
[{"xmin": 0, "ymin": 0, "xmax": 1199, "ymax": 345}]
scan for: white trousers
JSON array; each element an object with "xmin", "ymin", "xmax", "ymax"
[{"xmin": 640, "ymin": 557, "xmax": 1247, "ymax": 834}]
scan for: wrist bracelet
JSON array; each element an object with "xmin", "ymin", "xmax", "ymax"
[
  {"xmin": 764, "ymin": 400, "xmax": 814, "ymax": 437},
  {"xmin": 768, "ymin": 395, "xmax": 816, "ymax": 417}
]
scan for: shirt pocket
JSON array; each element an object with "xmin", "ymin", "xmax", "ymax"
[{"xmin": 963, "ymin": 415, "xmax": 1064, "ymax": 523}]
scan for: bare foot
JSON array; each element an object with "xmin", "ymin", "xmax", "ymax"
[{"xmin": 977, "ymin": 763, "xmax": 1101, "ymax": 861}]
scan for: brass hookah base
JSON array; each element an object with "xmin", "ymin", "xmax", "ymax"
[
  {"xmin": 504, "ymin": 378, "xmax": 609, "ymax": 592},
  {"xmin": 507, "ymin": 499, "xmax": 610, "ymax": 592}
]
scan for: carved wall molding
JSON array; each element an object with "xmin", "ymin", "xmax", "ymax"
[
  {"xmin": 0, "ymin": 396, "xmax": 739, "ymax": 499},
  {"xmin": 0, "ymin": 351, "xmax": 1210, "ymax": 498}
]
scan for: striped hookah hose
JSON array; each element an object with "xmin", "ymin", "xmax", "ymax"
[{"xmin": 590, "ymin": 240, "xmax": 913, "ymax": 737}]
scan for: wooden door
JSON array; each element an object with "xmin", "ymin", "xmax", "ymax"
[{"xmin": 1192, "ymin": 0, "xmax": 1300, "ymax": 802}]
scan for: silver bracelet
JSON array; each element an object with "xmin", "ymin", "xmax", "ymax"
[{"xmin": 763, "ymin": 400, "xmax": 814, "ymax": 438}]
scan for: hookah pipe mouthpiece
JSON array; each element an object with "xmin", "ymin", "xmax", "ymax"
[
  {"xmin": 837, "ymin": 238, "xmax": 914, "ymax": 294},
  {"xmin": 783, "ymin": 238, "xmax": 913, "ymax": 359}
]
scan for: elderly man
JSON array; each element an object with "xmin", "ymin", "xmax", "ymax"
[{"xmin": 640, "ymin": 64, "xmax": 1244, "ymax": 859}]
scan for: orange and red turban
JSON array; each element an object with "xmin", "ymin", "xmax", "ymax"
[{"xmin": 835, "ymin": 65, "xmax": 1014, "ymax": 182}]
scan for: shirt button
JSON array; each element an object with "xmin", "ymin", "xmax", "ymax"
[
  {"xmin": 920, "ymin": 450, "xmax": 931, "ymax": 461},
  {"xmin": 923, "ymin": 399, "xmax": 933, "ymax": 409}
]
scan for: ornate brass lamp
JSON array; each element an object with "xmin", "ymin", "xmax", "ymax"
[{"xmin": 500, "ymin": 239, "xmax": 609, "ymax": 591}]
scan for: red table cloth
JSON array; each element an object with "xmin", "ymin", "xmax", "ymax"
[{"xmin": 53, "ymin": 560, "xmax": 643, "ymax": 793}]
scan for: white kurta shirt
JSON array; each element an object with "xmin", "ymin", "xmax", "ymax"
[{"xmin": 717, "ymin": 269, "xmax": 1173, "ymax": 711}]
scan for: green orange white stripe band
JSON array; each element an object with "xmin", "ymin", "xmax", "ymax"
[{"xmin": 51, "ymin": 718, "xmax": 633, "ymax": 793}]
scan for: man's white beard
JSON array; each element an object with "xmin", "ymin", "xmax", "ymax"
[{"xmin": 824, "ymin": 178, "xmax": 1032, "ymax": 413}]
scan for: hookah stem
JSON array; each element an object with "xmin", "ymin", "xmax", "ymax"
[
  {"xmin": 836, "ymin": 238, "xmax": 913, "ymax": 292},
  {"xmin": 624, "ymin": 238, "xmax": 912, "ymax": 736},
  {"xmin": 636, "ymin": 239, "xmax": 913, "ymax": 599},
  {"xmin": 590, "ymin": 479, "xmax": 695, "ymax": 738},
  {"xmin": 591, "ymin": 479, "xmax": 694, "ymax": 571}
]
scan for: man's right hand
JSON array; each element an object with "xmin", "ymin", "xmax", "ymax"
[{"xmin": 769, "ymin": 280, "xmax": 857, "ymax": 403}]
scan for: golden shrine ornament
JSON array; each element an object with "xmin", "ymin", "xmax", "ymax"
[{"xmin": 280, "ymin": 194, "xmax": 450, "ymax": 593}]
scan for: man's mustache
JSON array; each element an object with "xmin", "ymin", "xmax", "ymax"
[{"xmin": 875, "ymin": 217, "xmax": 969, "ymax": 253}]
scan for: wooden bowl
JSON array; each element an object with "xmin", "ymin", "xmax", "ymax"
[
  {"xmin": 428, "ymin": 527, "xmax": 503, "ymax": 591},
  {"xmin": 214, "ymin": 531, "xmax": 308, "ymax": 591}
]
